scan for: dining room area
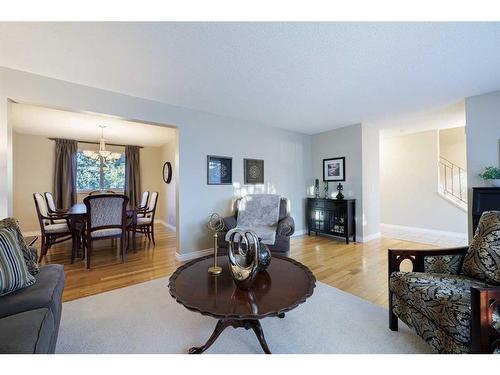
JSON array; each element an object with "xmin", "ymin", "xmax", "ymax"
[{"xmin": 10, "ymin": 101, "xmax": 179, "ymax": 301}]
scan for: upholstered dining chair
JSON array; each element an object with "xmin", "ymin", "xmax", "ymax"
[
  {"xmin": 130, "ymin": 191, "xmax": 158, "ymax": 246},
  {"xmin": 388, "ymin": 211, "xmax": 500, "ymax": 354},
  {"xmin": 136, "ymin": 191, "xmax": 150, "ymax": 219},
  {"xmin": 83, "ymin": 194, "xmax": 129, "ymax": 269},
  {"xmin": 44, "ymin": 192, "xmax": 69, "ymax": 226},
  {"xmin": 89, "ymin": 190, "xmax": 116, "ymax": 195},
  {"xmin": 33, "ymin": 193, "xmax": 72, "ymax": 261}
]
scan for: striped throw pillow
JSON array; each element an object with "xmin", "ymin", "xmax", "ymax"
[{"xmin": 0, "ymin": 227, "xmax": 36, "ymax": 296}]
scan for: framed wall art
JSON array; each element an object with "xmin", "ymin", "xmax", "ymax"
[
  {"xmin": 244, "ymin": 158, "xmax": 264, "ymax": 184},
  {"xmin": 323, "ymin": 157, "xmax": 345, "ymax": 182},
  {"xmin": 207, "ymin": 155, "xmax": 232, "ymax": 185}
]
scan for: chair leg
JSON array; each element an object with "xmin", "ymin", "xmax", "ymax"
[
  {"xmin": 87, "ymin": 239, "xmax": 92, "ymax": 270},
  {"xmin": 121, "ymin": 235, "xmax": 126, "ymax": 263},
  {"xmin": 38, "ymin": 236, "xmax": 48, "ymax": 262},
  {"xmin": 150, "ymin": 224, "xmax": 155, "ymax": 246},
  {"xmin": 388, "ymin": 292, "xmax": 398, "ymax": 331}
]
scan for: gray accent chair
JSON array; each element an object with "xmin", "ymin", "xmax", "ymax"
[
  {"xmin": 0, "ymin": 264, "xmax": 65, "ymax": 353},
  {"xmin": 217, "ymin": 197, "xmax": 295, "ymax": 255}
]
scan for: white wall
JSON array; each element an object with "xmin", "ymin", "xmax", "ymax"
[
  {"xmin": 0, "ymin": 67, "xmax": 312, "ymax": 255},
  {"xmin": 439, "ymin": 127, "xmax": 467, "ymax": 169},
  {"xmin": 465, "ymin": 90, "xmax": 500, "ymax": 235},
  {"xmin": 380, "ymin": 130, "xmax": 467, "ymax": 234},
  {"xmin": 361, "ymin": 124, "xmax": 381, "ymax": 240},
  {"xmin": 160, "ymin": 135, "xmax": 178, "ymax": 229}
]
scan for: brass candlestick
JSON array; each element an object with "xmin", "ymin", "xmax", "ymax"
[{"xmin": 207, "ymin": 213, "xmax": 224, "ymax": 275}]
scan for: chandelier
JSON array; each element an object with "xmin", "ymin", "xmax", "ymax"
[{"xmin": 82, "ymin": 126, "xmax": 122, "ymax": 161}]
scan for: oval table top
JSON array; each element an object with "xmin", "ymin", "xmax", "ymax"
[{"xmin": 169, "ymin": 254, "xmax": 316, "ymax": 320}]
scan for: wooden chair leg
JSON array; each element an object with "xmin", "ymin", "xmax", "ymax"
[
  {"xmin": 38, "ymin": 236, "xmax": 48, "ymax": 262},
  {"xmin": 121, "ymin": 235, "xmax": 126, "ymax": 262},
  {"xmin": 150, "ymin": 224, "xmax": 156, "ymax": 246},
  {"xmin": 87, "ymin": 239, "xmax": 92, "ymax": 270},
  {"xmin": 389, "ymin": 292, "xmax": 398, "ymax": 331}
]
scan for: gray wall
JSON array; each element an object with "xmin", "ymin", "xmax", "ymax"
[
  {"xmin": 0, "ymin": 67, "xmax": 312, "ymax": 255},
  {"xmin": 311, "ymin": 124, "xmax": 365, "ymax": 238},
  {"xmin": 466, "ymin": 90, "xmax": 500, "ymax": 235}
]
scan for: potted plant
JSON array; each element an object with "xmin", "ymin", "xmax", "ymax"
[{"xmin": 478, "ymin": 166, "xmax": 500, "ymax": 187}]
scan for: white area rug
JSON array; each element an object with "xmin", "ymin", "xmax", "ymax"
[{"xmin": 57, "ymin": 278, "xmax": 432, "ymax": 354}]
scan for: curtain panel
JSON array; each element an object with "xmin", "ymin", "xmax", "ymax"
[
  {"xmin": 125, "ymin": 145, "xmax": 141, "ymax": 208},
  {"xmin": 53, "ymin": 138, "xmax": 78, "ymax": 209}
]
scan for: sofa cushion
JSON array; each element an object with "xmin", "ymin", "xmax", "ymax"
[
  {"xmin": 0, "ymin": 217, "xmax": 39, "ymax": 275},
  {"xmin": 390, "ymin": 271, "xmax": 490, "ymax": 346},
  {"xmin": 0, "ymin": 227, "xmax": 36, "ymax": 296},
  {"xmin": 0, "ymin": 264, "xmax": 64, "ymax": 319},
  {"xmin": 0, "ymin": 308, "xmax": 55, "ymax": 353},
  {"xmin": 462, "ymin": 211, "xmax": 500, "ymax": 285}
]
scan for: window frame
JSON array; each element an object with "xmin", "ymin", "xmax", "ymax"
[{"xmin": 76, "ymin": 150, "xmax": 126, "ymax": 193}]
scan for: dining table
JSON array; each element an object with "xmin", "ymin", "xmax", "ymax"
[{"xmin": 67, "ymin": 202, "xmax": 138, "ymax": 264}]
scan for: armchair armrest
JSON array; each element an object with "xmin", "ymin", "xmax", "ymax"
[
  {"xmin": 388, "ymin": 247, "xmax": 469, "ymax": 274},
  {"xmin": 277, "ymin": 216, "xmax": 295, "ymax": 237},
  {"xmin": 471, "ymin": 286, "xmax": 500, "ymax": 353},
  {"xmin": 221, "ymin": 216, "xmax": 237, "ymax": 232}
]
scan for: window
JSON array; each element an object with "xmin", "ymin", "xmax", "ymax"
[{"xmin": 76, "ymin": 151, "xmax": 125, "ymax": 191}]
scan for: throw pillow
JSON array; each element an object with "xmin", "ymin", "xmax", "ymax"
[
  {"xmin": 0, "ymin": 227, "xmax": 36, "ymax": 296},
  {"xmin": 0, "ymin": 218, "xmax": 39, "ymax": 275},
  {"xmin": 462, "ymin": 211, "xmax": 500, "ymax": 285}
]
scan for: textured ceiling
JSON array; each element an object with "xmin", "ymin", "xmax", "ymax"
[{"xmin": 1, "ymin": 22, "xmax": 499, "ymax": 134}]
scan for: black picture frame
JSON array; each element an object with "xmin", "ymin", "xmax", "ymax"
[
  {"xmin": 244, "ymin": 158, "xmax": 264, "ymax": 184},
  {"xmin": 207, "ymin": 155, "xmax": 232, "ymax": 185},
  {"xmin": 323, "ymin": 157, "xmax": 345, "ymax": 182},
  {"xmin": 162, "ymin": 161, "xmax": 173, "ymax": 184}
]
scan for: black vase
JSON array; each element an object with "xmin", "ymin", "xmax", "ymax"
[{"xmin": 257, "ymin": 242, "xmax": 272, "ymax": 271}]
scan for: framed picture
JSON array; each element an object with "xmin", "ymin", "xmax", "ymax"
[
  {"xmin": 323, "ymin": 157, "xmax": 345, "ymax": 182},
  {"xmin": 207, "ymin": 155, "xmax": 232, "ymax": 185},
  {"xmin": 244, "ymin": 158, "xmax": 264, "ymax": 184}
]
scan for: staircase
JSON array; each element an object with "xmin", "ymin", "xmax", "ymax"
[{"xmin": 438, "ymin": 156, "xmax": 467, "ymax": 211}]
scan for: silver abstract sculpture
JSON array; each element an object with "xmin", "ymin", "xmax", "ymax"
[
  {"xmin": 227, "ymin": 229, "xmax": 261, "ymax": 290},
  {"xmin": 207, "ymin": 213, "xmax": 225, "ymax": 275}
]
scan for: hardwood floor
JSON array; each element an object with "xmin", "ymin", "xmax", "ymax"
[{"xmin": 38, "ymin": 224, "xmax": 434, "ymax": 307}]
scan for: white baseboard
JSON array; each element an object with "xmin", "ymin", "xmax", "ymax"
[
  {"xmin": 381, "ymin": 223, "xmax": 467, "ymax": 246},
  {"xmin": 154, "ymin": 220, "xmax": 176, "ymax": 231},
  {"xmin": 357, "ymin": 232, "xmax": 381, "ymax": 243},
  {"xmin": 175, "ymin": 248, "xmax": 213, "ymax": 262},
  {"xmin": 291, "ymin": 229, "xmax": 307, "ymax": 237}
]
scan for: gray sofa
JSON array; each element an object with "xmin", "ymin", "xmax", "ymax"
[
  {"xmin": 217, "ymin": 197, "xmax": 295, "ymax": 255},
  {"xmin": 0, "ymin": 264, "xmax": 65, "ymax": 353}
]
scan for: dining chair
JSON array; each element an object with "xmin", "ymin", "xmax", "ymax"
[
  {"xmin": 89, "ymin": 190, "xmax": 116, "ymax": 195},
  {"xmin": 136, "ymin": 191, "xmax": 150, "ymax": 218},
  {"xmin": 33, "ymin": 193, "xmax": 72, "ymax": 261},
  {"xmin": 83, "ymin": 194, "xmax": 129, "ymax": 269},
  {"xmin": 44, "ymin": 192, "xmax": 69, "ymax": 225},
  {"xmin": 131, "ymin": 191, "xmax": 158, "ymax": 246}
]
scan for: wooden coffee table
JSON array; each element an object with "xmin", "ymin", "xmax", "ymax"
[{"xmin": 168, "ymin": 254, "xmax": 316, "ymax": 354}]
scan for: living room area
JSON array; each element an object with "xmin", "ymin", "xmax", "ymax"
[{"xmin": 1, "ymin": 7, "xmax": 499, "ymax": 371}]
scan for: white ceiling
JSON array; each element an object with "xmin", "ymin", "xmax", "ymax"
[
  {"xmin": 10, "ymin": 103, "xmax": 176, "ymax": 147},
  {"xmin": 1, "ymin": 22, "xmax": 499, "ymax": 134}
]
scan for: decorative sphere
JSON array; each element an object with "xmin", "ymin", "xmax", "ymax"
[{"xmin": 258, "ymin": 242, "xmax": 272, "ymax": 271}]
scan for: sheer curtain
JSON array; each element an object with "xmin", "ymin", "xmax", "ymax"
[
  {"xmin": 125, "ymin": 145, "xmax": 141, "ymax": 207},
  {"xmin": 53, "ymin": 138, "xmax": 78, "ymax": 209}
]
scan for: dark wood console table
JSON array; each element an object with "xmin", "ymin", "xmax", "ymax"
[
  {"xmin": 307, "ymin": 198, "xmax": 356, "ymax": 243},
  {"xmin": 168, "ymin": 254, "xmax": 316, "ymax": 354},
  {"xmin": 472, "ymin": 187, "xmax": 500, "ymax": 233}
]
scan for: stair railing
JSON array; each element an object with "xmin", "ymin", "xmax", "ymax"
[{"xmin": 438, "ymin": 156, "xmax": 467, "ymax": 204}]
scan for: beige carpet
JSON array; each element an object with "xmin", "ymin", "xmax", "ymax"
[{"xmin": 56, "ymin": 277, "xmax": 433, "ymax": 354}]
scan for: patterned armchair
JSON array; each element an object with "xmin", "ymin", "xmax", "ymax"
[{"xmin": 388, "ymin": 211, "xmax": 500, "ymax": 354}]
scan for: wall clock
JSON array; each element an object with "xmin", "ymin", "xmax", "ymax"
[{"xmin": 163, "ymin": 161, "xmax": 173, "ymax": 184}]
